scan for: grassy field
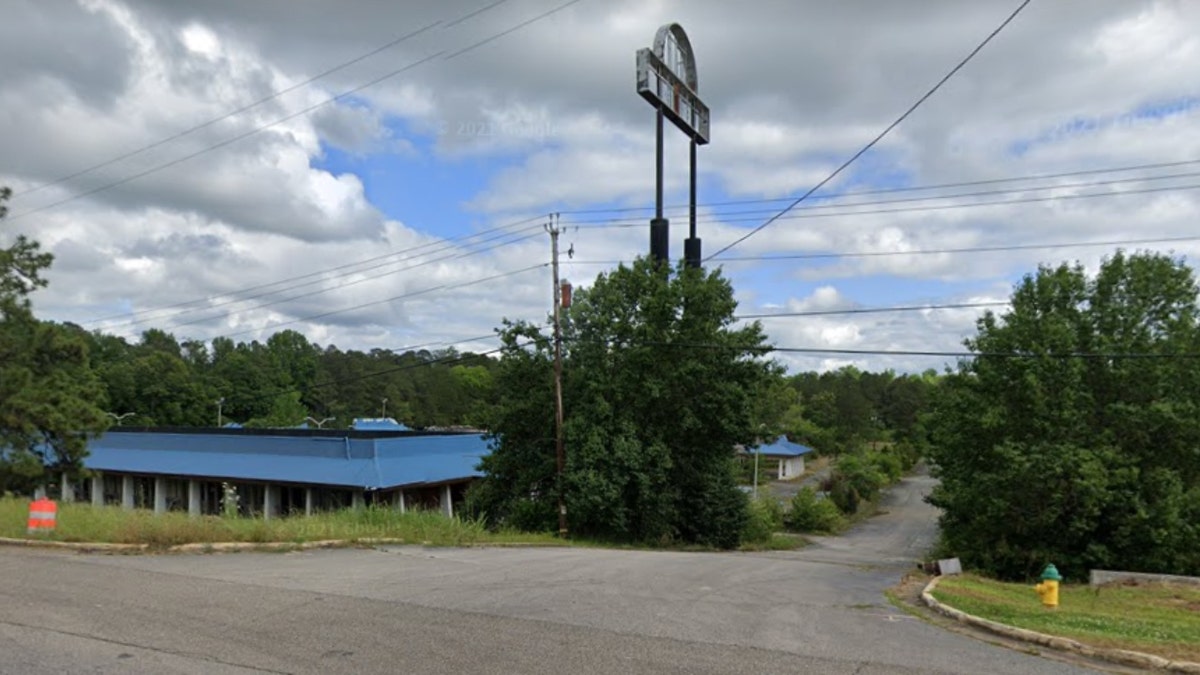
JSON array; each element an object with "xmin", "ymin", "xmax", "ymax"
[
  {"xmin": 1, "ymin": 496, "xmax": 804, "ymax": 552},
  {"xmin": 0, "ymin": 496, "xmax": 559, "ymax": 548},
  {"xmin": 932, "ymin": 573, "xmax": 1200, "ymax": 662}
]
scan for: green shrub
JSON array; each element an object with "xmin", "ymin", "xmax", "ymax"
[
  {"xmin": 869, "ymin": 450, "xmax": 904, "ymax": 482},
  {"xmin": 742, "ymin": 494, "xmax": 784, "ymax": 544},
  {"xmin": 786, "ymin": 487, "xmax": 843, "ymax": 533},
  {"xmin": 828, "ymin": 475, "xmax": 861, "ymax": 515},
  {"xmin": 835, "ymin": 453, "xmax": 887, "ymax": 503}
]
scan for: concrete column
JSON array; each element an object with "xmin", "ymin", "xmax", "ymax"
[
  {"xmin": 305, "ymin": 488, "xmax": 314, "ymax": 516},
  {"xmin": 351, "ymin": 489, "xmax": 365, "ymax": 510},
  {"xmin": 121, "ymin": 475, "xmax": 135, "ymax": 510},
  {"xmin": 61, "ymin": 472, "xmax": 75, "ymax": 503},
  {"xmin": 188, "ymin": 480, "xmax": 200, "ymax": 518},
  {"xmin": 395, "ymin": 489, "xmax": 406, "ymax": 514},
  {"xmin": 263, "ymin": 484, "xmax": 278, "ymax": 520},
  {"xmin": 91, "ymin": 474, "xmax": 104, "ymax": 507},
  {"xmin": 441, "ymin": 484, "xmax": 453, "ymax": 518},
  {"xmin": 153, "ymin": 477, "xmax": 167, "ymax": 514}
]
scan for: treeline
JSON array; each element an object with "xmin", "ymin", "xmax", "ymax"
[
  {"xmin": 57, "ymin": 324, "xmax": 940, "ymax": 443},
  {"xmin": 772, "ymin": 366, "xmax": 938, "ymax": 453},
  {"xmin": 66, "ymin": 326, "xmax": 502, "ymax": 429}
]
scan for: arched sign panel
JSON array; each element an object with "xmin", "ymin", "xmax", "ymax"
[{"xmin": 637, "ymin": 23, "xmax": 709, "ymax": 144}]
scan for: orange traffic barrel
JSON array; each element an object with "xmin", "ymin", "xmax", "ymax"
[{"xmin": 27, "ymin": 497, "xmax": 57, "ymax": 535}]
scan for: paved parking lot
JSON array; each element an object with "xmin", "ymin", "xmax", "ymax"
[{"xmin": 0, "ymin": 473, "xmax": 1106, "ymax": 674}]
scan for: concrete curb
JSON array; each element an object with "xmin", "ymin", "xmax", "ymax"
[
  {"xmin": 0, "ymin": 536, "xmax": 147, "ymax": 553},
  {"xmin": 1, "ymin": 536, "xmax": 568, "ymax": 554},
  {"xmin": 922, "ymin": 576, "xmax": 1200, "ymax": 674},
  {"xmin": 0, "ymin": 536, "xmax": 407, "ymax": 554}
]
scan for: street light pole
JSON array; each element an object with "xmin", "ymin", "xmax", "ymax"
[
  {"xmin": 105, "ymin": 412, "xmax": 135, "ymax": 426},
  {"xmin": 216, "ymin": 398, "xmax": 224, "ymax": 428},
  {"xmin": 381, "ymin": 397, "xmax": 388, "ymax": 418},
  {"xmin": 305, "ymin": 416, "xmax": 336, "ymax": 429}
]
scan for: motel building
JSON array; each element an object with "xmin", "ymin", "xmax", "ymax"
[{"xmin": 49, "ymin": 420, "xmax": 488, "ymax": 519}]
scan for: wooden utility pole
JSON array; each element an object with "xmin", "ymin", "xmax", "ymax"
[{"xmin": 546, "ymin": 214, "xmax": 568, "ymax": 537}]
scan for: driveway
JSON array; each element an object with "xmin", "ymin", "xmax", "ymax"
[{"xmin": 0, "ymin": 473, "xmax": 1106, "ymax": 674}]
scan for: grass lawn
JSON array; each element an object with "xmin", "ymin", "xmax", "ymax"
[
  {"xmin": 932, "ymin": 573, "xmax": 1200, "ymax": 663},
  {"xmin": 0, "ymin": 496, "xmax": 560, "ymax": 549}
]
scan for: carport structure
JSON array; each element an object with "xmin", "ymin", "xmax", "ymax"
[
  {"xmin": 59, "ymin": 428, "xmax": 487, "ymax": 519},
  {"xmin": 746, "ymin": 436, "xmax": 814, "ymax": 480}
]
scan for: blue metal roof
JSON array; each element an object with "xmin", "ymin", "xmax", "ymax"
[
  {"xmin": 749, "ymin": 436, "xmax": 814, "ymax": 458},
  {"xmin": 83, "ymin": 431, "xmax": 487, "ymax": 489}
]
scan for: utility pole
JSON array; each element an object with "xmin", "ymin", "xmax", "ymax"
[{"xmin": 546, "ymin": 214, "xmax": 568, "ymax": 538}]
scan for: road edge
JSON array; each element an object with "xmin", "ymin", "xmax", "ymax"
[
  {"xmin": 0, "ymin": 535, "xmax": 572, "ymax": 554},
  {"xmin": 921, "ymin": 576, "xmax": 1200, "ymax": 674}
]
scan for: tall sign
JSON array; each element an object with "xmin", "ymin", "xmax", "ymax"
[{"xmin": 636, "ymin": 23, "xmax": 709, "ymax": 267}]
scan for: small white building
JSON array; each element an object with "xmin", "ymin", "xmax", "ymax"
[{"xmin": 746, "ymin": 436, "xmax": 814, "ymax": 480}]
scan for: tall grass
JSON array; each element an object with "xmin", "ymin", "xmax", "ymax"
[{"xmin": 0, "ymin": 497, "xmax": 558, "ymax": 548}]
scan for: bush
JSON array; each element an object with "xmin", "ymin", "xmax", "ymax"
[
  {"xmin": 835, "ymin": 453, "xmax": 887, "ymax": 504},
  {"xmin": 869, "ymin": 450, "xmax": 904, "ymax": 483},
  {"xmin": 742, "ymin": 494, "xmax": 784, "ymax": 544},
  {"xmin": 828, "ymin": 474, "xmax": 861, "ymax": 515},
  {"xmin": 786, "ymin": 487, "xmax": 843, "ymax": 533}
]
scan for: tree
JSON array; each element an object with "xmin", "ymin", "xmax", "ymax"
[
  {"xmin": 472, "ymin": 258, "xmax": 778, "ymax": 548},
  {"xmin": 0, "ymin": 188, "xmax": 108, "ymax": 492},
  {"xmin": 927, "ymin": 251, "xmax": 1200, "ymax": 579},
  {"xmin": 245, "ymin": 391, "xmax": 309, "ymax": 428}
]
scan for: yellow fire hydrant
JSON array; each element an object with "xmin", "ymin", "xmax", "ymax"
[{"xmin": 1034, "ymin": 563, "xmax": 1063, "ymax": 608}]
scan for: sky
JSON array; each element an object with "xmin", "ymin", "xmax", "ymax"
[{"xmin": 2, "ymin": 0, "xmax": 1200, "ymax": 373}]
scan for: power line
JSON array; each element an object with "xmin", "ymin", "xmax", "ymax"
[
  {"xmin": 722, "ymin": 234, "xmax": 1200, "ymax": 263},
  {"xmin": 564, "ymin": 182, "xmax": 1200, "ymax": 235},
  {"xmin": 100, "ymin": 228, "xmax": 543, "ymax": 332},
  {"xmin": 705, "ymin": 0, "xmax": 1033, "ymax": 261},
  {"xmin": 599, "ymin": 340, "xmax": 1200, "ymax": 360},
  {"xmin": 771, "ymin": 346, "xmax": 1200, "ymax": 359},
  {"xmin": 5, "ymin": 0, "xmax": 587, "ymax": 224},
  {"xmin": 11, "ymin": 21, "xmax": 447, "ymax": 198},
  {"xmin": 11, "ymin": 0, "xmax": 516, "ymax": 200},
  {"xmin": 556, "ymin": 157, "xmax": 1200, "ymax": 217},
  {"xmin": 82, "ymin": 213, "xmax": 548, "ymax": 327},
  {"xmin": 568, "ymin": 233, "xmax": 1200, "ymax": 268},
  {"xmin": 444, "ymin": 0, "xmax": 585, "ymax": 59},
  {"xmin": 571, "ymin": 169, "xmax": 1200, "ymax": 225},
  {"xmin": 389, "ymin": 333, "xmax": 498, "ymax": 353},
  {"xmin": 140, "ymin": 162, "xmax": 1190, "ymax": 324},
  {"xmin": 734, "ymin": 301, "xmax": 1007, "ymax": 320},
  {"xmin": 79, "ymin": 153, "xmax": 1187, "ymax": 329},
  {"xmin": 245, "ymin": 331, "xmax": 1200, "ymax": 408},
  {"xmin": 218, "ymin": 263, "xmax": 547, "ymax": 340},
  {"xmin": 3, "ymin": 49, "xmax": 439, "ymax": 223},
  {"xmin": 95, "ymin": 164, "xmax": 1198, "ymax": 330},
  {"xmin": 250, "ymin": 340, "xmax": 523, "ymax": 406}
]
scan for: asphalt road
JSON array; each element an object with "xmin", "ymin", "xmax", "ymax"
[{"xmin": 0, "ymin": 472, "xmax": 1106, "ymax": 674}]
